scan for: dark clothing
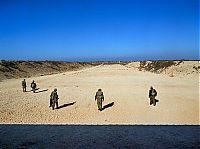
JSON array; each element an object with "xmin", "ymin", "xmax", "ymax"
[
  {"xmin": 31, "ymin": 82, "xmax": 37, "ymax": 93},
  {"xmin": 149, "ymin": 89, "xmax": 157, "ymax": 106},
  {"xmin": 149, "ymin": 96, "xmax": 156, "ymax": 105},
  {"xmin": 50, "ymin": 91, "xmax": 59, "ymax": 110},
  {"xmin": 22, "ymin": 80, "xmax": 26, "ymax": 92},
  {"xmin": 149, "ymin": 89, "xmax": 157, "ymax": 97},
  {"xmin": 95, "ymin": 90, "xmax": 104, "ymax": 111},
  {"xmin": 97, "ymin": 99, "xmax": 103, "ymax": 111}
]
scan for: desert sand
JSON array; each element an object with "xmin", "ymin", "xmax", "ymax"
[{"xmin": 0, "ymin": 62, "xmax": 199, "ymax": 125}]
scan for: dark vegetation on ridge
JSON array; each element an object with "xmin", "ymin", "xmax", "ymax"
[{"xmin": 0, "ymin": 60, "xmax": 198, "ymax": 80}]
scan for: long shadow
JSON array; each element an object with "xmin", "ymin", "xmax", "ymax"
[
  {"xmin": 26, "ymin": 88, "xmax": 40, "ymax": 92},
  {"xmin": 26, "ymin": 90, "xmax": 32, "ymax": 92},
  {"xmin": 35, "ymin": 89, "xmax": 48, "ymax": 93},
  {"xmin": 57, "ymin": 102, "xmax": 76, "ymax": 109},
  {"xmin": 102, "ymin": 102, "xmax": 114, "ymax": 111}
]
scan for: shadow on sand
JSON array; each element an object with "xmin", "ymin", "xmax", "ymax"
[
  {"xmin": 153, "ymin": 99, "xmax": 159, "ymax": 106},
  {"xmin": 150, "ymin": 98, "xmax": 159, "ymax": 106},
  {"xmin": 26, "ymin": 88, "xmax": 40, "ymax": 92},
  {"xmin": 25, "ymin": 90, "xmax": 32, "ymax": 93},
  {"xmin": 102, "ymin": 102, "xmax": 114, "ymax": 111},
  {"xmin": 57, "ymin": 102, "xmax": 76, "ymax": 109},
  {"xmin": 35, "ymin": 89, "xmax": 48, "ymax": 93}
]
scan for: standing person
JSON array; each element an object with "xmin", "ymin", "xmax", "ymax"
[
  {"xmin": 22, "ymin": 79, "xmax": 27, "ymax": 92},
  {"xmin": 50, "ymin": 88, "xmax": 59, "ymax": 110},
  {"xmin": 95, "ymin": 89, "xmax": 104, "ymax": 111},
  {"xmin": 31, "ymin": 80, "xmax": 37, "ymax": 93},
  {"xmin": 149, "ymin": 86, "xmax": 157, "ymax": 106}
]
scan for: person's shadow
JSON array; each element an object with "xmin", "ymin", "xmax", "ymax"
[
  {"xmin": 151, "ymin": 99, "xmax": 159, "ymax": 106},
  {"xmin": 102, "ymin": 102, "xmax": 114, "ymax": 111},
  {"xmin": 35, "ymin": 89, "xmax": 48, "ymax": 93},
  {"xmin": 154, "ymin": 99, "xmax": 159, "ymax": 106},
  {"xmin": 26, "ymin": 88, "xmax": 40, "ymax": 92},
  {"xmin": 57, "ymin": 102, "xmax": 76, "ymax": 109}
]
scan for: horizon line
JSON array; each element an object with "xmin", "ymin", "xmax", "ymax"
[{"xmin": 0, "ymin": 59, "xmax": 199, "ymax": 62}]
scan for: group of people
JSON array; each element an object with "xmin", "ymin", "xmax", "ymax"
[
  {"xmin": 22, "ymin": 79, "xmax": 158, "ymax": 111},
  {"xmin": 22, "ymin": 79, "xmax": 37, "ymax": 93},
  {"xmin": 22, "ymin": 79, "xmax": 58, "ymax": 110},
  {"xmin": 49, "ymin": 88, "xmax": 105, "ymax": 111}
]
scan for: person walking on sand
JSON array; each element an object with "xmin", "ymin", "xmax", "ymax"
[
  {"xmin": 22, "ymin": 79, "xmax": 27, "ymax": 92},
  {"xmin": 50, "ymin": 88, "xmax": 59, "ymax": 110},
  {"xmin": 149, "ymin": 86, "xmax": 157, "ymax": 106},
  {"xmin": 95, "ymin": 89, "xmax": 104, "ymax": 111},
  {"xmin": 31, "ymin": 80, "xmax": 37, "ymax": 93}
]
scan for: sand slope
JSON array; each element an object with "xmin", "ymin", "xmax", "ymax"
[
  {"xmin": 0, "ymin": 61, "xmax": 99, "ymax": 80},
  {"xmin": 0, "ymin": 63, "xmax": 199, "ymax": 124}
]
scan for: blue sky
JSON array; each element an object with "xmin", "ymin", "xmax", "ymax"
[{"xmin": 0, "ymin": 0, "xmax": 199, "ymax": 61}]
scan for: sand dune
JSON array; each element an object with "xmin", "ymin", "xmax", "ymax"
[
  {"xmin": 0, "ymin": 61, "xmax": 100, "ymax": 80},
  {"xmin": 0, "ymin": 61, "xmax": 199, "ymax": 124}
]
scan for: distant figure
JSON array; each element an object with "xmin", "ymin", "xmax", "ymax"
[
  {"xmin": 50, "ymin": 88, "xmax": 59, "ymax": 110},
  {"xmin": 149, "ymin": 86, "xmax": 157, "ymax": 106},
  {"xmin": 95, "ymin": 89, "xmax": 104, "ymax": 111},
  {"xmin": 22, "ymin": 79, "xmax": 26, "ymax": 92},
  {"xmin": 31, "ymin": 80, "xmax": 37, "ymax": 93}
]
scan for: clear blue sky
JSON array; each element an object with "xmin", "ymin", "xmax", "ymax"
[{"xmin": 0, "ymin": 0, "xmax": 199, "ymax": 61}]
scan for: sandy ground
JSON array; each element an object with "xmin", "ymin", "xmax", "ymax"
[{"xmin": 0, "ymin": 64, "xmax": 199, "ymax": 124}]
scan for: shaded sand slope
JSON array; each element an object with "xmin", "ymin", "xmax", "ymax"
[
  {"xmin": 0, "ymin": 61, "xmax": 99, "ymax": 80},
  {"xmin": 0, "ymin": 63, "xmax": 199, "ymax": 124}
]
